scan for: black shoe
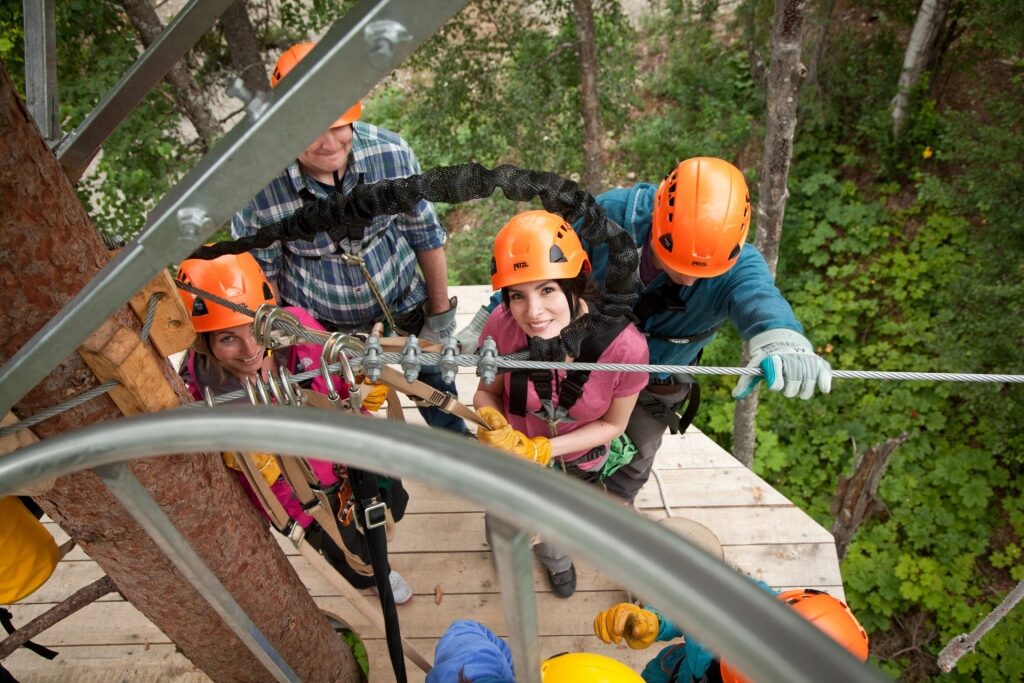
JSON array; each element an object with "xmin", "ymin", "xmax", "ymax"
[{"xmin": 547, "ymin": 564, "xmax": 577, "ymax": 598}]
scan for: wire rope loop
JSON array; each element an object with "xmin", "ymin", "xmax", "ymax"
[{"xmin": 253, "ymin": 304, "xmax": 301, "ymax": 349}]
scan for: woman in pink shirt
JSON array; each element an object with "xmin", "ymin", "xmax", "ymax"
[{"xmin": 474, "ymin": 210, "xmax": 649, "ymax": 598}]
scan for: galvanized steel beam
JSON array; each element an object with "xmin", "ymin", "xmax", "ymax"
[
  {"xmin": 23, "ymin": 0, "xmax": 59, "ymax": 143},
  {"xmin": 0, "ymin": 0, "xmax": 471, "ymax": 416}
]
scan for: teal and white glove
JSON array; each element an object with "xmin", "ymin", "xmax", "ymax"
[
  {"xmin": 453, "ymin": 305, "xmax": 491, "ymax": 354},
  {"xmin": 732, "ymin": 329, "xmax": 832, "ymax": 400},
  {"xmin": 419, "ymin": 296, "xmax": 458, "ymax": 344}
]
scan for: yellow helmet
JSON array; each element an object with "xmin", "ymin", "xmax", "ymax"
[{"xmin": 541, "ymin": 652, "xmax": 644, "ymax": 682}]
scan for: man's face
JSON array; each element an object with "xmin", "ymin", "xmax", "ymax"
[
  {"xmin": 297, "ymin": 124, "xmax": 353, "ymax": 180},
  {"xmin": 649, "ymin": 237, "xmax": 698, "ymax": 286}
]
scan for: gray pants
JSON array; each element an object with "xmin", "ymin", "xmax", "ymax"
[
  {"xmin": 484, "ymin": 464, "xmax": 609, "ymax": 575},
  {"xmin": 604, "ymin": 383, "xmax": 692, "ymax": 502}
]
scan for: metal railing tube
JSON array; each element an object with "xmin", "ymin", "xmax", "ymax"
[
  {"xmin": 487, "ymin": 515, "xmax": 542, "ymax": 683},
  {"xmin": 92, "ymin": 463, "xmax": 300, "ymax": 683},
  {"xmin": 0, "ymin": 408, "xmax": 888, "ymax": 683}
]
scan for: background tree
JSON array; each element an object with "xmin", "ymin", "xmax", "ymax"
[{"xmin": 732, "ymin": 0, "xmax": 808, "ymax": 468}]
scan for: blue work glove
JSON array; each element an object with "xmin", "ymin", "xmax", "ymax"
[
  {"xmin": 419, "ymin": 296, "xmax": 458, "ymax": 344},
  {"xmin": 732, "ymin": 329, "xmax": 831, "ymax": 400},
  {"xmin": 453, "ymin": 305, "xmax": 491, "ymax": 354}
]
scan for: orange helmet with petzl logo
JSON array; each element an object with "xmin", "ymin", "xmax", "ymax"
[
  {"xmin": 270, "ymin": 42, "xmax": 362, "ymax": 128},
  {"xmin": 718, "ymin": 589, "xmax": 870, "ymax": 683},
  {"xmin": 490, "ymin": 210, "xmax": 591, "ymax": 290},
  {"xmin": 651, "ymin": 157, "xmax": 750, "ymax": 278},
  {"xmin": 176, "ymin": 252, "xmax": 276, "ymax": 333}
]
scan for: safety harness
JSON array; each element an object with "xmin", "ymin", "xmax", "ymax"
[
  {"xmin": 508, "ymin": 317, "xmax": 631, "ymax": 436},
  {"xmin": 632, "ymin": 279, "xmax": 715, "ymax": 434}
]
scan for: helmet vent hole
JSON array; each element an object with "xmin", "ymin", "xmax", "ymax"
[
  {"xmin": 668, "ymin": 182, "xmax": 676, "ymax": 194},
  {"xmin": 659, "ymin": 234, "xmax": 674, "ymax": 252},
  {"xmin": 490, "ymin": 257, "xmax": 498, "ymax": 276},
  {"xmin": 192, "ymin": 299, "xmax": 209, "ymax": 317},
  {"xmin": 262, "ymin": 283, "xmax": 273, "ymax": 300},
  {"xmin": 549, "ymin": 245, "xmax": 569, "ymax": 263},
  {"xmin": 668, "ymin": 197, "xmax": 675, "ymax": 207},
  {"xmin": 729, "ymin": 244, "xmax": 741, "ymax": 261}
]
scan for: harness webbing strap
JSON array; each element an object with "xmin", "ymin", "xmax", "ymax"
[
  {"xmin": 232, "ymin": 452, "xmax": 293, "ymax": 535},
  {"xmin": 349, "ymin": 466, "xmax": 408, "ymax": 683},
  {"xmin": 377, "ymin": 365, "xmax": 487, "ymax": 428},
  {"xmin": 508, "ymin": 317, "xmax": 632, "ymax": 422}
]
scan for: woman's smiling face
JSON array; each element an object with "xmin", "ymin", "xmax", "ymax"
[
  {"xmin": 505, "ymin": 279, "xmax": 572, "ymax": 340},
  {"xmin": 209, "ymin": 323, "xmax": 267, "ymax": 380}
]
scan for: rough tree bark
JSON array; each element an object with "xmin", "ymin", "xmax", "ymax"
[
  {"xmin": 831, "ymin": 433, "xmax": 909, "ymax": 559},
  {"xmin": 732, "ymin": 0, "xmax": 808, "ymax": 468},
  {"xmin": 0, "ymin": 65, "xmax": 355, "ymax": 681},
  {"xmin": 805, "ymin": 0, "xmax": 837, "ymax": 91},
  {"xmin": 117, "ymin": 0, "xmax": 221, "ymax": 149},
  {"xmin": 219, "ymin": 0, "xmax": 269, "ymax": 98},
  {"xmin": 572, "ymin": 0, "xmax": 605, "ymax": 193},
  {"xmin": 891, "ymin": 0, "xmax": 953, "ymax": 140}
]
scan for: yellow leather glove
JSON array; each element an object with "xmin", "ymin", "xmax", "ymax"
[
  {"xmin": 593, "ymin": 603, "xmax": 660, "ymax": 649},
  {"xmin": 475, "ymin": 407, "xmax": 552, "ymax": 467},
  {"xmin": 359, "ymin": 381, "xmax": 389, "ymax": 412}
]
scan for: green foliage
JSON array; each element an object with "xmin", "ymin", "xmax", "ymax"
[{"xmin": 621, "ymin": 8, "xmax": 757, "ymax": 180}]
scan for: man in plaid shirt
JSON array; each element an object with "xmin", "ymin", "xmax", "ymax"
[{"xmin": 232, "ymin": 43, "xmax": 466, "ymax": 435}]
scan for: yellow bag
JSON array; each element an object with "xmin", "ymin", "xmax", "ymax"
[{"xmin": 0, "ymin": 497, "xmax": 59, "ymax": 604}]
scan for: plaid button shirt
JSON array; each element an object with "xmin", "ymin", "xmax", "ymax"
[{"xmin": 231, "ymin": 121, "xmax": 446, "ymax": 329}]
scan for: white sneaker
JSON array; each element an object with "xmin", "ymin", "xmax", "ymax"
[{"xmin": 371, "ymin": 570, "xmax": 413, "ymax": 605}]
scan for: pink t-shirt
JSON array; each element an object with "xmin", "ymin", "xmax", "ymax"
[{"xmin": 479, "ymin": 306, "xmax": 649, "ymax": 470}]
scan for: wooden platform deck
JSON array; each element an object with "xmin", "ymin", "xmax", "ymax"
[{"xmin": 3, "ymin": 286, "xmax": 844, "ymax": 682}]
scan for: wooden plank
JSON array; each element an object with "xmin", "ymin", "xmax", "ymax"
[
  {"xmin": 643, "ymin": 507, "xmax": 836, "ymax": 545},
  {"xmin": 3, "ymin": 644, "xmax": 211, "ymax": 683},
  {"xmin": 128, "ymin": 269, "xmax": 196, "ymax": 358},
  {"xmin": 4, "ymin": 601, "xmax": 169, "ymax": 647},
  {"xmin": 77, "ymin": 319, "xmax": 180, "ymax": 415},
  {"xmin": 635, "ymin": 467, "xmax": 791, "ymax": 509}
]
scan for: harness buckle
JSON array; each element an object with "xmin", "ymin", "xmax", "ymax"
[
  {"xmin": 356, "ymin": 500, "xmax": 388, "ymax": 531},
  {"xmin": 287, "ymin": 522, "xmax": 306, "ymax": 545}
]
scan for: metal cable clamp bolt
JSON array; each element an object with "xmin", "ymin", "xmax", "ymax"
[
  {"xmin": 401, "ymin": 335, "xmax": 421, "ymax": 383},
  {"xmin": 362, "ymin": 333, "xmax": 384, "ymax": 382},
  {"xmin": 477, "ymin": 337, "xmax": 498, "ymax": 385},
  {"xmin": 439, "ymin": 337, "xmax": 459, "ymax": 385},
  {"xmin": 226, "ymin": 77, "xmax": 269, "ymax": 121}
]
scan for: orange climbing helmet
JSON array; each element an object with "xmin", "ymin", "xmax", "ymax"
[
  {"xmin": 651, "ymin": 157, "xmax": 750, "ymax": 279},
  {"xmin": 176, "ymin": 252, "xmax": 276, "ymax": 333},
  {"xmin": 718, "ymin": 589, "xmax": 870, "ymax": 683},
  {"xmin": 270, "ymin": 42, "xmax": 362, "ymax": 127},
  {"xmin": 490, "ymin": 210, "xmax": 591, "ymax": 290},
  {"xmin": 541, "ymin": 652, "xmax": 644, "ymax": 682}
]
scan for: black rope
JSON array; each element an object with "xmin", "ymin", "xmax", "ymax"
[{"xmin": 191, "ymin": 163, "xmax": 640, "ymax": 362}]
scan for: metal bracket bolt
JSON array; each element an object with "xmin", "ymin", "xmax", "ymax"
[
  {"xmin": 365, "ymin": 20, "xmax": 411, "ymax": 70},
  {"xmin": 362, "ymin": 334, "xmax": 384, "ymax": 383},
  {"xmin": 439, "ymin": 337, "xmax": 459, "ymax": 385},
  {"xmin": 226, "ymin": 77, "xmax": 269, "ymax": 121},
  {"xmin": 477, "ymin": 337, "xmax": 498, "ymax": 385},
  {"xmin": 401, "ymin": 335, "xmax": 421, "ymax": 384}
]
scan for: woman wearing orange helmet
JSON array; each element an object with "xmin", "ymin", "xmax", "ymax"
[
  {"xmin": 473, "ymin": 210, "xmax": 650, "ymax": 598},
  {"xmin": 176, "ymin": 252, "xmax": 412, "ymax": 602},
  {"xmin": 593, "ymin": 587, "xmax": 869, "ymax": 682},
  {"xmin": 455, "ymin": 158, "xmax": 832, "ymax": 505}
]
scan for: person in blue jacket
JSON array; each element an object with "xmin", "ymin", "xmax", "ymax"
[{"xmin": 457, "ymin": 157, "xmax": 831, "ymax": 502}]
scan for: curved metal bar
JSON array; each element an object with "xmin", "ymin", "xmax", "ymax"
[{"xmin": 0, "ymin": 409, "xmax": 887, "ymax": 683}]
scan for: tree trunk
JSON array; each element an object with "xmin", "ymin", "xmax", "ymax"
[
  {"xmin": 572, "ymin": 0, "xmax": 604, "ymax": 193},
  {"xmin": 732, "ymin": 0, "xmax": 808, "ymax": 468},
  {"xmin": 117, "ymin": 0, "xmax": 221, "ymax": 149},
  {"xmin": 831, "ymin": 433, "xmax": 909, "ymax": 559},
  {"xmin": 891, "ymin": 0, "xmax": 953, "ymax": 140},
  {"xmin": 0, "ymin": 65, "xmax": 355, "ymax": 682},
  {"xmin": 219, "ymin": 0, "xmax": 269, "ymax": 97}
]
